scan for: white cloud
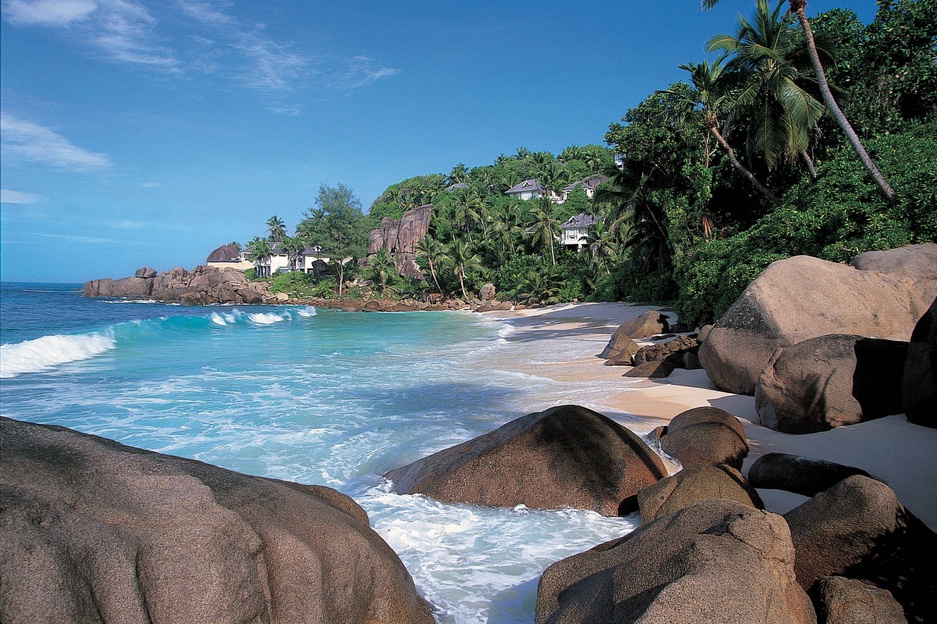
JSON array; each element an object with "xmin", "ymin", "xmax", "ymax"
[
  {"xmin": 3, "ymin": 0, "xmax": 179, "ymax": 70},
  {"xmin": 1, "ymin": 112, "xmax": 112, "ymax": 171},
  {"xmin": 33, "ymin": 231, "xmax": 115, "ymax": 243},
  {"xmin": 0, "ymin": 189, "xmax": 41, "ymax": 204},
  {"xmin": 3, "ymin": 0, "xmax": 97, "ymax": 26}
]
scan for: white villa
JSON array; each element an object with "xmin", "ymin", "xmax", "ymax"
[
  {"xmin": 251, "ymin": 244, "xmax": 328, "ymax": 278},
  {"xmin": 560, "ymin": 174, "xmax": 609, "ymax": 202},
  {"xmin": 505, "ymin": 178, "xmax": 559, "ymax": 202},
  {"xmin": 560, "ymin": 213, "xmax": 603, "ymax": 249}
]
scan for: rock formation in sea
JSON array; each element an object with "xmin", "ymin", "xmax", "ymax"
[
  {"xmin": 83, "ymin": 265, "xmax": 271, "ymax": 305},
  {"xmin": 699, "ymin": 243, "xmax": 937, "ymax": 395},
  {"xmin": 367, "ymin": 204, "xmax": 433, "ymax": 279},
  {"xmin": 384, "ymin": 404, "xmax": 668, "ymax": 516},
  {"xmin": 0, "ymin": 417, "xmax": 435, "ymax": 624}
]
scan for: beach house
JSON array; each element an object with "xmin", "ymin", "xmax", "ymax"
[
  {"xmin": 560, "ymin": 213, "xmax": 602, "ymax": 249},
  {"xmin": 505, "ymin": 178, "xmax": 558, "ymax": 202}
]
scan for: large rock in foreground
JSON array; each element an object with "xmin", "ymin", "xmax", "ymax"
[
  {"xmin": 784, "ymin": 475, "xmax": 937, "ymax": 623},
  {"xmin": 0, "ymin": 417, "xmax": 434, "ymax": 624},
  {"xmin": 755, "ymin": 334, "xmax": 907, "ymax": 433},
  {"xmin": 659, "ymin": 406, "xmax": 749, "ymax": 469},
  {"xmin": 904, "ymin": 295, "xmax": 937, "ymax": 427},
  {"xmin": 536, "ymin": 499, "xmax": 816, "ymax": 624},
  {"xmin": 385, "ymin": 405, "xmax": 668, "ymax": 516},
  {"xmin": 699, "ymin": 247, "xmax": 937, "ymax": 395}
]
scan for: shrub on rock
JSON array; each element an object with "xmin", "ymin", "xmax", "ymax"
[
  {"xmin": 0, "ymin": 417, "xmax": 434, "ymax": 624},
  {"xmin": 536, "ymin": 499, "xmax": 815, "ymax": 624},
  {"xmin": 385, "ymin": 405, "xmax": 668, "ymax": 516}
]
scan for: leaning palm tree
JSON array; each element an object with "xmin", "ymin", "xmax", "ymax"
[
  {"xmin": 708, "ymin": 0, "xmax": 825, "ymax": 178},
  {"xmin": 666, "ymin": 56, "xmax": 781, "ymax": 205},
  {"xmin": 266, "ymin": 216, "xmax": 286, "ymax": 243},
  {"xmin": 702, "ymin": 0, "xmax": 896, "ymax": 200}
]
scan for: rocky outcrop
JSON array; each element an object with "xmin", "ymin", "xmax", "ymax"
[
  {"xmin": 367, "ymin": 204, "xmax": 433, "ymax": 279},
  {"xmin": 748, "ymin": 453, "xmax": 875, "ymax": 498},
  {"xmin": 755, "ymin": 334, "xmax": 907, "ymax": 433},
  {"xmin": 536, "ymin": 499, "xmax": 815, "ymax": 624},
  {"xmin": 83, "ymin": 265, "xmax": 270, "ymax": 305},
  {"xmin": 904, "ymin": 296, "xmax": 937, "ymax": 427},
  {"xmin": 699, "ymin": 246, "xmax": 937, "ymax": 395},
  {"xmin": 813, "ymin": 576, "xmax": 908, "ymax": 624},
  {"xmin": 658, "ymin": 406, "xmax": 749, "ymax": 470},
  {"xmin": 206, "ymin": 243, "xmax": 242, "ymax": 263},
  {"xmin": 636, "ymin": 463, "xmax": 763, "ymax": 524},
  {"xmin": 0, "ymin": 417, "xmax": 434, "ymax": 624},
  {"xmin": 784, "ymin": 475, "xmax": 937, "ymax": 623},
  {"xmin": 385, "ymin": 405, "xmax": 668, "ymax": 517}
]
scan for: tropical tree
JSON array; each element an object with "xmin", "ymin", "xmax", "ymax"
[
  {"xmin": 368, "ymin": 248, "xmax": 397, "ymax": 292},
  {"xmin": 280, "ymin": 235, "xmax": 306, "ymax": 271},
  {"xmin": 247, "ymin": 237, "xmax": 273, "ymax": 277},
  {"xmin": 440, "ymin": 238, "xmax": 484, "ymax": 300},
  {"xmin": 707, "ymin": 0, "xmax": 825, "ymax": 178},
  {"xmin": 526, "ymin": 197, "xmax": 561, "ymax": 265},
  {"xmin": 266, "ymin": 216, "xmax": 287, "ymax": 243},
  {"xmin": 667, "ymin": 56, "xmax": 781, "ymax": 205},
  {"xmin": 702, "ymin": 0, "xmax": 896, "ymax": 201},
  {"xmin": 415, "ymin": 236, "xmax": 444, "ymax": 293},
  {"xmin": 447, "ymin": 163, "xmax": 469, "ymax": 186},
  {"xmin": 296, "ymin": 183, "xmax": 368, "ymax": 296}
]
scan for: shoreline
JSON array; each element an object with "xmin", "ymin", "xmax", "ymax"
[{"xmin": 479, "ymin": 301, "xmax": 937, "ymax": 530}]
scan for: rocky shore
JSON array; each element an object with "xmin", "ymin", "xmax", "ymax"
[{"xmin": 10, "ymin": 243, "xmax": 934, "ymax": 623}]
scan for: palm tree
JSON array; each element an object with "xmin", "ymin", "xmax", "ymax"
[
  {"xmin": 708, "ymin": 0, "xmax": 824, "ymax": 178},
  {"xmin": 447, "ymin": 163, "xmax": 469, "ymax": 186},
  {"xmin": 266, "ymin": 216, "xmax": 286, "ymax": 243},
  {"xmin": 440, "ymin": 238, "xmax": 483, "ymax": 300},
  {"xmin": 369, "ymin": 248, "xmax": 397, "ymax": 292},
  {"xmin": 280, "ymin": 235, "xmax": 306, "ymax": 272},
  {"xmin": 702, "ymin": 0, "xmax": 896, "ymax": 201},
  {"xmin": 526, "ymin": 197, "xmax": 561, "ymax": 265},
  {"xmin": 415, "ymin": 236, "xmax": 444, "ymax": 293},
  {"xmin": 666, "ymin": 56, "xmax": 781, "ymax": 205},
  {"xmin": 586, "ymin": 219, "xmax": 620, "ymax": 275},
  {"xmin": 247, "ymin": 237, "xmax": 273, "ymax": 277}
]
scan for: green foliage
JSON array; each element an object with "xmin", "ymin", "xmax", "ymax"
[
  {"xmin": 674, "ymin": 121, "xmax": 937, "ymax": 326},
  {"xmin": 243, "ymin": 268, "xmax": 258, "ymax": 281},
  {"xmin": 269, "ymin": 271, "xmax": 316, "ymax": 298},
  {"xmin": 369, "ymin": 202, "xmax": 404, "ymax": 222}
]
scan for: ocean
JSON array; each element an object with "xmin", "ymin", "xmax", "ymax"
[{"xmin": 0, "ymin": 282, "xmax": 640, "ymax": 623}]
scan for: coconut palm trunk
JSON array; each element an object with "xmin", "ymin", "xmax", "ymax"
[
  {"xmin": 789, "ymin": 0, "xmax": 896, "ymax": 201},
  {"xmin": 707, "ymin": 116, "xmax": 781, "ymax": 205}
]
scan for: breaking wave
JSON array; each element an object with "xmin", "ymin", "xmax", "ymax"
[{"xmin": 0, "ymin": 331, "xmax": 116, "ymax": 379}]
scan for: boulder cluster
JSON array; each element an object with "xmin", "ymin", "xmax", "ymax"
[
  {"xmin": 0, "ymin": 417, "xmax": 435, "ymax": 624},
  {"xmin": 697, "ymin": 243, "xmax": 937, "ymax": 432},
  {"xmin": 382, "ymin": 402, "xmax": 936, "ymax": 622},
  {"xmin": 83, "ymin": 265, "xmax": 271, "ymax": 305},
  {"xmin": 599, "ymin": 309, "xmax": 709, "ymax": 378}
]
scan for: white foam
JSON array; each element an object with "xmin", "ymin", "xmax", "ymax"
[
  {"xmin": 247, "ymin": 311, "xmax": 292, "ymax": 325},
  {"xmin": 210, "ymin": 312, "xmax": 228, "ymax": 326},
  {"xmin": 296, "ymin": 306, "xmax": 317, "ymax": 317},
  {"xmin": 0, "ymin": 331, "xmax": 116, "ymax": 378}
]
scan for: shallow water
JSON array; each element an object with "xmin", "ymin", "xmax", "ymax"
[{"xmin": 0, "ymin": 283, "xmax": 639, "ymax": 623}]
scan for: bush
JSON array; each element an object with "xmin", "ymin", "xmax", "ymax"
[{"xmin": 269, "ymin": 271, "xmax": 315, "ymax": 298}]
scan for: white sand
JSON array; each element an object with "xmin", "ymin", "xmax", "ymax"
[{"xmin": 481, "ymin": 302, "xmax": 937, "ymax": 530}]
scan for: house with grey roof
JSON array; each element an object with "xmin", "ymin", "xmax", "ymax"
[
  {"xmin": 560, "ymin": 174, "xmax": 609, "ymax": 202},
  {"xmin": 560, "ymin": 213, "xmax": 603, "ymax": 249},
  {"xmin": 505, "ymin": 178, "xmax": 558, "ymax": 202}
]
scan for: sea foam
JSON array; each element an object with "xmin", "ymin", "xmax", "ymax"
[{"xmin": 0, "ymin": 331, "xmax": 116, "ymax": 378}]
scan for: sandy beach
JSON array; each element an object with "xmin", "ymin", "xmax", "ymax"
[{"xmin": 482, "ymin": 301, "xmax": 937, "ymax": 531}]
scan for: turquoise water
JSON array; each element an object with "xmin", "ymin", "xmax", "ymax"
[{"xmin": 0, "ymin": 282, "xmax": 636, "ymax": 623}]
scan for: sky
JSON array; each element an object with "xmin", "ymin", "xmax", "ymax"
[{"xmin": 1, "ymin": 0, "xmax": 880, "ymax": 283}]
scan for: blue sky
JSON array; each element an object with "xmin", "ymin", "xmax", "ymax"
[{"xmin": 1, "ymin": 0, "xmax": 879, "ymax": 283}]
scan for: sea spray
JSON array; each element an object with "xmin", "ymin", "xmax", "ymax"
[{"xmin": 0, "ymin": 331, "xmax": 116, "ymax": 378}]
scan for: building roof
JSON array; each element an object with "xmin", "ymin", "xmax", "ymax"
[
  {"xmin": 506, "ymin": 178, "xmax": 549, "ymax": 195},
  {"xmin": 446, "ymin": 182, "xmax": 469, "ymax": 191},
  {"xmin": 562, "ymin": 174, "xmax": 609, "ymax": 194},
  {"xmin": 561, "ymin": 213, "xmax": 602, "ymax": 229}
]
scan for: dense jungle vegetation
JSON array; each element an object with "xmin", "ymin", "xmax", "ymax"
[{"xmin": 248, "ymin": 0, "xmax": 936, "ymax": 326}]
